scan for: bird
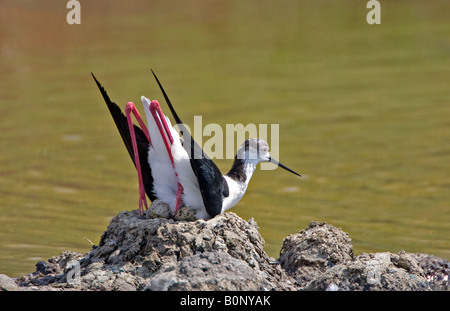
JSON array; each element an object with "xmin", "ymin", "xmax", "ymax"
[{"xmin": 92, "ymin": 71, "xmax": 301, "ymax": 220}]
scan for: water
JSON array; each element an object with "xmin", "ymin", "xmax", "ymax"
[{"xmin": 1, "ymin": 0, "xmax": 449, "ymax": 277}]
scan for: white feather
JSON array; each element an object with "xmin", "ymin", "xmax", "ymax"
[
  {"xmin": 141, "ymin": 96, "xmax": 207, "ymax": 217},
  {"xmin": 141, "ymin": 96, "xmax": 178, "ymax": 212}
]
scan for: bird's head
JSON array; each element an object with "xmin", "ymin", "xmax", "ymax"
[{"xmin": 236, "ymin": 138, "xmax": 301, "ymax": 177}]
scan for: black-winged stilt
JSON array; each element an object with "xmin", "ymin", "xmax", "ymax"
[{"xmin": 92, "ymin": 71, "xmax": 301, "ymax": 220}]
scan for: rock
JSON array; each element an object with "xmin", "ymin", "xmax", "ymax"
[
  {"xmin": 14, "ymin": 210, "xmax": 294, "ymax": 291},
  {"xmin": 304, "ymin": 251, "xmax": 430, "ymax": 291},
  {"xmin": 8, "ymin": 211, "xmax": 447, "ymax": 291},
  {"xmin": 279, "ymin": 221, "xmax": 432, "ymax": 291},
  {"xmin": 17, "ymin": 251, "xmax": 84, "ymax": 288},
  {"xmin": 0, "ymin": 274, "xmax": 19, "ymax": 291},
  {"xmin": 279, "ymin": 221, "xmax": 354, "ymax": 286},
  {"xmin": 144, "ymin": 251, "xmax": 273, "ymax": 291},
  {"xmin": 412, "ymin": 253, "xmax": 449, "ymax": 291}
]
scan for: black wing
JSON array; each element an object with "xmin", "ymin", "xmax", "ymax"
[
  {"xmin": 151, "ymin": 70, "xmax": 229, "ymax": 217},
  {"xmin": 91, "ymin": 73, "xmax": 156, "ymax": 201}
]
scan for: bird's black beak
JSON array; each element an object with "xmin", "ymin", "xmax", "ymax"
[{"xmin": 269, "ymin": 157, "xmax": 301, "ymax": 177}]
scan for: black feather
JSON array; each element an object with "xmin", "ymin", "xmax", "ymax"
[{"xmin": 91, "ymin": 73, "xmax": 156, "ymax": 201}]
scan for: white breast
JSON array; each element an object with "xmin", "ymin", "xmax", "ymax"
[{"xmin": 221, "ymin": 176, "xmax": 248, "ymax": 213}]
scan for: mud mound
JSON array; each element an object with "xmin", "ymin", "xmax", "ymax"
[{"xmin": 5, "ymin": 207, "xmax": 447, "ymax": 291}]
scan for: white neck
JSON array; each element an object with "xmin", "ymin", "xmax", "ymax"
[{"xmin": 221, "ymin": 159, "xmax": 259, "ymax": 212}]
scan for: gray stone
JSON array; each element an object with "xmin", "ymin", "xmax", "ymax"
[
  {"xmin": 145, "ymin": 251, "xmax": 273, "ymax": 291},
  {"xmin": 0, "ymin": 274, "xmax": 19, "ymax": 291},
  {"xmin": 279, "ymin": 221, "xmax": 354, "ymax": 286},
  {"xmin": 9, "ymin": 211, "xmax": 446, "ymax": 291},
  {"xmin": 304, "ymin": 251, "xmax": 430, "ymax": 291},
  {"xmin": 279, "ymin": 221, "xmax": 431, "ymax": 291}
]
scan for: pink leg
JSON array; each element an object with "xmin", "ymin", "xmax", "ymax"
[
  {"xmin": 149, "ymin": 100, "xmax": 184, "ymax": 215},
  {"xmin": 125, "ymin": 102, "xmax": 151, "ymax": 215}
]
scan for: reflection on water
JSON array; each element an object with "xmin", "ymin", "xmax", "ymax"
[{"xmin": 1, "ymin": 0, "xmax": 449, "ymax": 277}]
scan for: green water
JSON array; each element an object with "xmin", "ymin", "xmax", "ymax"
[{"xmin": 1, "ymin": 0, "xmax": 449, "ymax": 277}]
